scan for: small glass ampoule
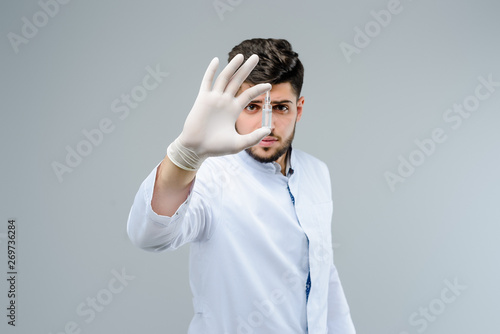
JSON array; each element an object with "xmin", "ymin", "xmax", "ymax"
[{"xmin": 262, "ymin": 90, "xmax": 272, "ymax": 128}]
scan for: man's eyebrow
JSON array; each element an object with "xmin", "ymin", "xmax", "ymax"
[
  {"xmin": 248, "ymin": 99, "xmax": 294, "ymax": 104},
  {"xmin": 272, "ymin": 100, "xmax": 294, "ymax": 105}
]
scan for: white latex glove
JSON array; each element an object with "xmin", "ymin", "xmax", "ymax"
[{"xmin": 167, "ymin": 54, "xmax": 272, "ymax": 171}]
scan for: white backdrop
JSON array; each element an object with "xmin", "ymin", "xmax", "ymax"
[{"xmin": 1, "ymin": 0, "xmax": 499, "ymax": 333}]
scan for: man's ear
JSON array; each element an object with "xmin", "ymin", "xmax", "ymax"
[{"xmin": 296, "ymin": 96, "xmax": 305, "ymax": 122}]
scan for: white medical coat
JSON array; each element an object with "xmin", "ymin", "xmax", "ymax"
[{"xmin": 127, "ymin": 148, "xmax": 355, "ymax": 333}]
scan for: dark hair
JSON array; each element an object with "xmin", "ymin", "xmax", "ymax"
[{"xmin": 228, "ymin": 38, "xmax": 304, "ymax": 98}]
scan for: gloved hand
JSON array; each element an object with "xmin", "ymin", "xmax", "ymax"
[{"xmin": 167, "ymin": 54, "xmax": 271, "ymax": 171}]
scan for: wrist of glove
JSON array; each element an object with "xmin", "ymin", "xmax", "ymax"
[{"xmin": 166, "ymin": 137, "xmax": 205, "ymax": 171}]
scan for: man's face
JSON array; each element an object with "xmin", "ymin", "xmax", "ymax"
[{"xmin": 236, "ymin": 82, "xmax": 304, "ymax": 164}]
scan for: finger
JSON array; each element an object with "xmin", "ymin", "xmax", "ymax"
[
  {"xmin": 236, "ymin": 83, "xmax": 272, "ymax": 110},
  {"xmin": 235, "ymin": 127, "xmax": 272, "ymax": 150},
  {"xmin": 199, "ymin": 57, "xmax": 219, "ymax": 92},
  {"xmin": 225, "ymin": 54, "xmax": 260, "ymax": 95},
  {"xmin": 212, "ymin": 54, "xmax": 244, "ymax": 93}
]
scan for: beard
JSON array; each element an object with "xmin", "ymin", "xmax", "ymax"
[{"xmin": 245, "ymin": 124, "xmax": 296, "ymax": 164}]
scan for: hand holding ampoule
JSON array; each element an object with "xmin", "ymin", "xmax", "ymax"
[{"xmin": 167, "ymin": 54, "xmax": 271, "ymax": 171}]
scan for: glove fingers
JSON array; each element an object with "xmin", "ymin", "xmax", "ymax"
[
  {"xmin": 212, "ymin": 54, "xmax": 244, "ymax": 93},
  {"xmin": 225, "ymin": 54, "xmax": 260, "ymax": 95},
  {"xmin": 236, "ymin": 83, "xmax": 272, "ymax": 111},
  {"xmin": 236, "ymin": 127, "xmax": 271, "ymax": 150},
  {"xmin": 200, "ymin": 57, "xmax": 219, "ymax": 92}
]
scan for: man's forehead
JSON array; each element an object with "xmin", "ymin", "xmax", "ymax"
[{"xmin": 237, "ymin": 82, "xmax": 297, "ymax": 100}]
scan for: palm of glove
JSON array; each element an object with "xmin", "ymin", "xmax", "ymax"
[{"xmin": 177, "ymin": 54, "xmax": 271, "ymax": 159}]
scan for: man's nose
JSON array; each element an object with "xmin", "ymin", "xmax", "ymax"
[{"xmin": 270, "ymin": 117, "xmax": 276, "ymax": 131}]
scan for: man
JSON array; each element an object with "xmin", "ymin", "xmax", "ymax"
[{"xmin": 127, "ymin": 38, "xmax": 355, "ymax": 333}]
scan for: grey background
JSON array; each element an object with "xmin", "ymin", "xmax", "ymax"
[{"xmin": 1, "ymin": 0, "xmax": 499, "ymax": 333}]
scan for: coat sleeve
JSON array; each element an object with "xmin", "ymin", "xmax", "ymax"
[
  {"xmin": 126, "ymin": 163, "xmax": 215, "ymax": 252},
  {"xmin": 327, "ymin": 261, "xmax": 356, "ymax": 333}
]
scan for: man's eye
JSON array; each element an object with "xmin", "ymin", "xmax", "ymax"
[
  {"xmin": 273, "ymin": 105, "xmax": 289, "ymax": 113},
  {"xmin": 245, "ymin": 104, "xmax": 260, "ymax": 113}
]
